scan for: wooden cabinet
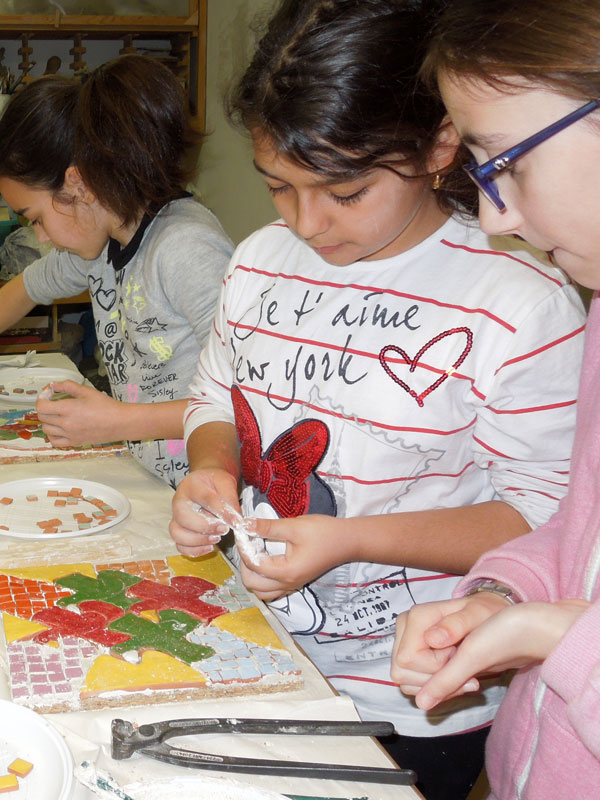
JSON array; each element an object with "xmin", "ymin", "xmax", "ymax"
[
  {"xmin": 0, "ymin": 0, "xmax": 206, "ymax": 126},
  {"xmin": 0, "ymin": 2, "xmax": 207, "ymax": 353},
  {"xmin": 0, "ymin": 291, "xmax": 92, "ymax": 354}
]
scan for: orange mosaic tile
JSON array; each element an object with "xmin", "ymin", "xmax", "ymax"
[
  {"xmin": 0, "ymin": 574, "xmax": 72, "ymax": 617},
  {"xmin": 95, "ymin": 559, "xmax": 172, "ymax": 585}
]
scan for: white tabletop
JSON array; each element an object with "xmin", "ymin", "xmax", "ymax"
[
  {"xmin": 0, "ymin": 354, "xmax": 422, "ymax": 800},
  {"xmin": 0, "ymin": 351, "xmax": 77, "ymax": 372}
]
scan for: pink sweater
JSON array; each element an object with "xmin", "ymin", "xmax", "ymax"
[{"xmin": 459, "ymin": 293, "xmax": 600, "ymax": 800}]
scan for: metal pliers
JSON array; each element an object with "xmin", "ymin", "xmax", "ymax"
[{"xmin": 111, "ymin": 717, "xmax": 416, "ymax": 785}]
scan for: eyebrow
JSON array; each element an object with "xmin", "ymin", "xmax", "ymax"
[
  {"xmin": 461, "ymin": 131, "xmax": 507, "ymax": 149},
  {"xmin": 252, "ymin": 160, "xmax": 279, "ymax": 180}
]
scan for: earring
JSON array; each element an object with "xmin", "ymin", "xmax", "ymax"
[{"xmin": 432, "ymin": 174, "xmax": 441, "ymax": 190}]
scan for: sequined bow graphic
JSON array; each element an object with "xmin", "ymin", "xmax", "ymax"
[{"xmin": 231, "ymin": 385, "xmax": 330, "ymax": 518}]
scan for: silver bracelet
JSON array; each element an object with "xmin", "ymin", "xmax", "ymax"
[{"xmin": 465, "ymin": 578, "xmax": 521, "ymax": 605}]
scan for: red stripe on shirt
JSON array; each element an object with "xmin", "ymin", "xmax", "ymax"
[
  {"xmin": 326, "ymin": 674, "xmax": 400, "ymax": 687},
  {"xmin": 472, "ymin": 435, "xmax": 513, "ymax": 458},
  {"xmin": 504, "ymin": 486, "xmax": 560, "ymax": 501},
  {"xmin": 320, "ymin": 573, "xmax": 457, "ymax": 590},
  {"xmin": 487, "ymin": 398, "xmax": 577, "ymax": 415},
  {"xmin": 495, "ymin": 324, "xmax": 585, "ymax": 374},
  {"xmin": 441, "ymin": 239, "xmax": 565, "ymax": 286},
  {"xmin": 233, "ymin": 263, "xmax": 518, "ymax": 331},
  {"xmin": 505, "ymin": 468, "xmax": 569, "ymax": 486},
  {"xmin": 319, "ymin": 461, "xmax": 476, "ymax": 486},
  {"xmin": 231, "ymin": 382, "xmax": 477, "ymax": 436}
]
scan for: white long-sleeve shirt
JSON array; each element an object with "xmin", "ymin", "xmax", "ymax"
[{"xmin": 185, "ymin": 214, "xmax": 585, "ymax": 735}]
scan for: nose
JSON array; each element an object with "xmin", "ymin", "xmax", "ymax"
[
  {"xmin": 292, "ymin": 194, "xmax": 329, "ymax": 241},
  {"xmin": 478, "ymin": 196, "xmax": 524, "ymax": 238}
]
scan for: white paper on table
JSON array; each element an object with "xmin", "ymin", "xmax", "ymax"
[{"xmin": 50, "ymin": 695, "xmax": 413, "ymax": 800}]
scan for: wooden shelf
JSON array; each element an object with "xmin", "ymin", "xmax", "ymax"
[
  {"xmin": 0, "ymin": 0, "xmax": 206, "ymax": 125},
  {"xmin": 0, "ymin": 291, "xmax": 91, "ymax": 354}
]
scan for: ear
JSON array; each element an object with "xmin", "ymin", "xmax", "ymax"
[
  {"xmin": 427, "ymin": 116, "xmax": 461, "ymax": 175},
  {"xmin": 63, "ymin": 165, "xmax": 96, "ymax": 204}
]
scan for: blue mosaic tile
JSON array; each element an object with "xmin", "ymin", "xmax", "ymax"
[
  {"xmin": 238, "ymin": 664, "xmax": 261, "ymax": 680},
  {"xmin": 220, "ymin": 669, "xmax": 241, "ymax": 681}
]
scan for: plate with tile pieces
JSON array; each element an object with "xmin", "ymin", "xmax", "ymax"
[
  {"xmin": 0, "ymin": 476, "xmax": 130, "ymax": 539},
  {"xmin": 0, "ymin": 699, "xmax": 73, "ymax": 799},
  {"xmin": 0, "ymin": 367, "xmax": 84, "ymax": 405}
]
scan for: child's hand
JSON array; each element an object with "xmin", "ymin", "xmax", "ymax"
[
  {"xmin": 391, "ymin": 593, "xmax": 507, "ymax": 700},
  {"xmin": 35, "ymin": 380, "xmax": 121, "ymax": 446},
  {"xmin": 237, "ymin": 514, "xmax": 348, "ymax": 601},
  {"xmin": 394, "ymin": 597, "xmax": 591, "ymax": 712},
  {"xmin": 169, "ymin": 469, "xmax": 239, "ymax": 557}
]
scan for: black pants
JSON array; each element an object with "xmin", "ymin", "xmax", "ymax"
[{"xmin": 378, "ymin": 726, "xmax": 490, "ymax": 800}]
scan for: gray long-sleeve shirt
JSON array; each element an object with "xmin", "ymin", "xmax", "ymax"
[{"xmin": 24, "ymin": 196, "xmax": 233, "ymax": 487}]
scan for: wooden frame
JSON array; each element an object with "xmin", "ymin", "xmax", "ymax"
[{"xmin": 0, "ymin": 0, "xmax": 207, "ymax": 127}]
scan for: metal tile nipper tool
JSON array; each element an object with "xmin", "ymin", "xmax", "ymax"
[{"xmin": 111, "ymin": 717, "xmax": 417, "ymax": 785}]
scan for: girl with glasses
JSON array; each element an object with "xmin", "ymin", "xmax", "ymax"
[
  {"xmin": 168, "ymin": 2, "xmax": 585, "ymax": 796},
  {"xmin": 392, "ymin": 1, "xmax": 600, "ymax": 797}
]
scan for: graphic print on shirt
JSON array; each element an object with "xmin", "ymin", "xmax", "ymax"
[
  {"xmin": 300, "ymin": 384, "xmax": 445, "ymax": 516},
  {"xmin": 267, "ymin": 587, "xmax": 327, "ymax": 636},
  {"xmin": 89, "ymin": 276, "xmax": 130, "ymax": 387},
  {"xmin": 89, "ymin": 275, "xmax": 116, "ymax": 312},
  {"xmin": 232, "ymin": 385, "xmax": 335, "ymax": 635},
  {"xmin": 230, "ymin": 284, "xmax": 395, "ymax": 409},
  {"xmin": 89, "ymin": 272, "xmax": 187, "ymax": 488},
  {"xmin": 317, "ymin": 562, "xmax": 420, "ymax": 645},
  {"xmin": 123, "ymin": 275, "xmax": 146, "ymax": 314},
  {"xmin": 149, "ymin": 335, "xmax": 174, "ymax": 364},
  {"xmin": 379, "ymin": 327, "xmax": 474, "ymax": 407},
  {"xmin": 232, "ymin": 385, "xmax": 336, "ymax": 518},
  {"xmin": 228, "ymin": 279, "xmax": 470, "ymax": 640},
  {"xmin": 229, "ymin": 280, "xmax": 476, "ymax": 427},
  {"xmin": 136, "ymin": 317, "xmax": 167, "ymax": 334}
]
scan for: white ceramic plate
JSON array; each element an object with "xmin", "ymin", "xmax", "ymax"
[
  {"xmin": 0, "ymin": 700, "xmax": 73, "ymax": 800},
  {"xmin": 123, "ymin": 774, "xmax": 288, "ymax": 800},
  {"xmin": 0, "ymin": 367, "xmax": 84, "ymax": 405},
  {"xmin": 0, "ymin": 477, "xmax": 130, "ymax": 539}
]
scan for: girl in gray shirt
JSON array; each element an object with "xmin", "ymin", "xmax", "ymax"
[{"xmin": 0, "ymin": 54, "xmax": 232, "ymax": 487}]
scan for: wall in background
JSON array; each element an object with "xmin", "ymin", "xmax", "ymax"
[
  {"xmin": 0, "ymin": 0, "xmax": 277, "ymax": 246},
  {"xmin": 194, "ymin": 0, "xmax": 278, "ymax": 245}
]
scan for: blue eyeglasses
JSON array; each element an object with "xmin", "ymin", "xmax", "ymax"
[{"xmin": 464, "ymin": 97, "xmax": 600, "ymax": 211}]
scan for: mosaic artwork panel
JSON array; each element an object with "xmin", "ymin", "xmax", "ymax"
[
  {"xmin": 0, "ymin": 408, "xmax": 127, "ymax": 462},
  {"xmin": 0, "ymin": 553, "xmax": 302, "ymax": 713}
]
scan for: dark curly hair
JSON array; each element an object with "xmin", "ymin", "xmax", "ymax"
[
  {"xmin": 0, "ymin": 54, "xmax": 200, "ymax": 227},
  {"xmin": 227, "ymin": 0, "xmax": 477, "ymax": 216}
]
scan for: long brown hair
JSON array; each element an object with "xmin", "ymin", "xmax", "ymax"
[
  {"xmin": 0, "ymin": 55, "xmax": 200, "ymax": 227},
  {"xmin": 422, "ymin": 0, "xmax": 600, "ymax": 101},
  {"xmin": 227, "ymin": 0, "xmax": 477, "ymax": 216}
]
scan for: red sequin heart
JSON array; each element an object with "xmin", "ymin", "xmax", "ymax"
[{"xmin": 379, "ymin": 327, "xmax": 473, "ymax": 407}]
